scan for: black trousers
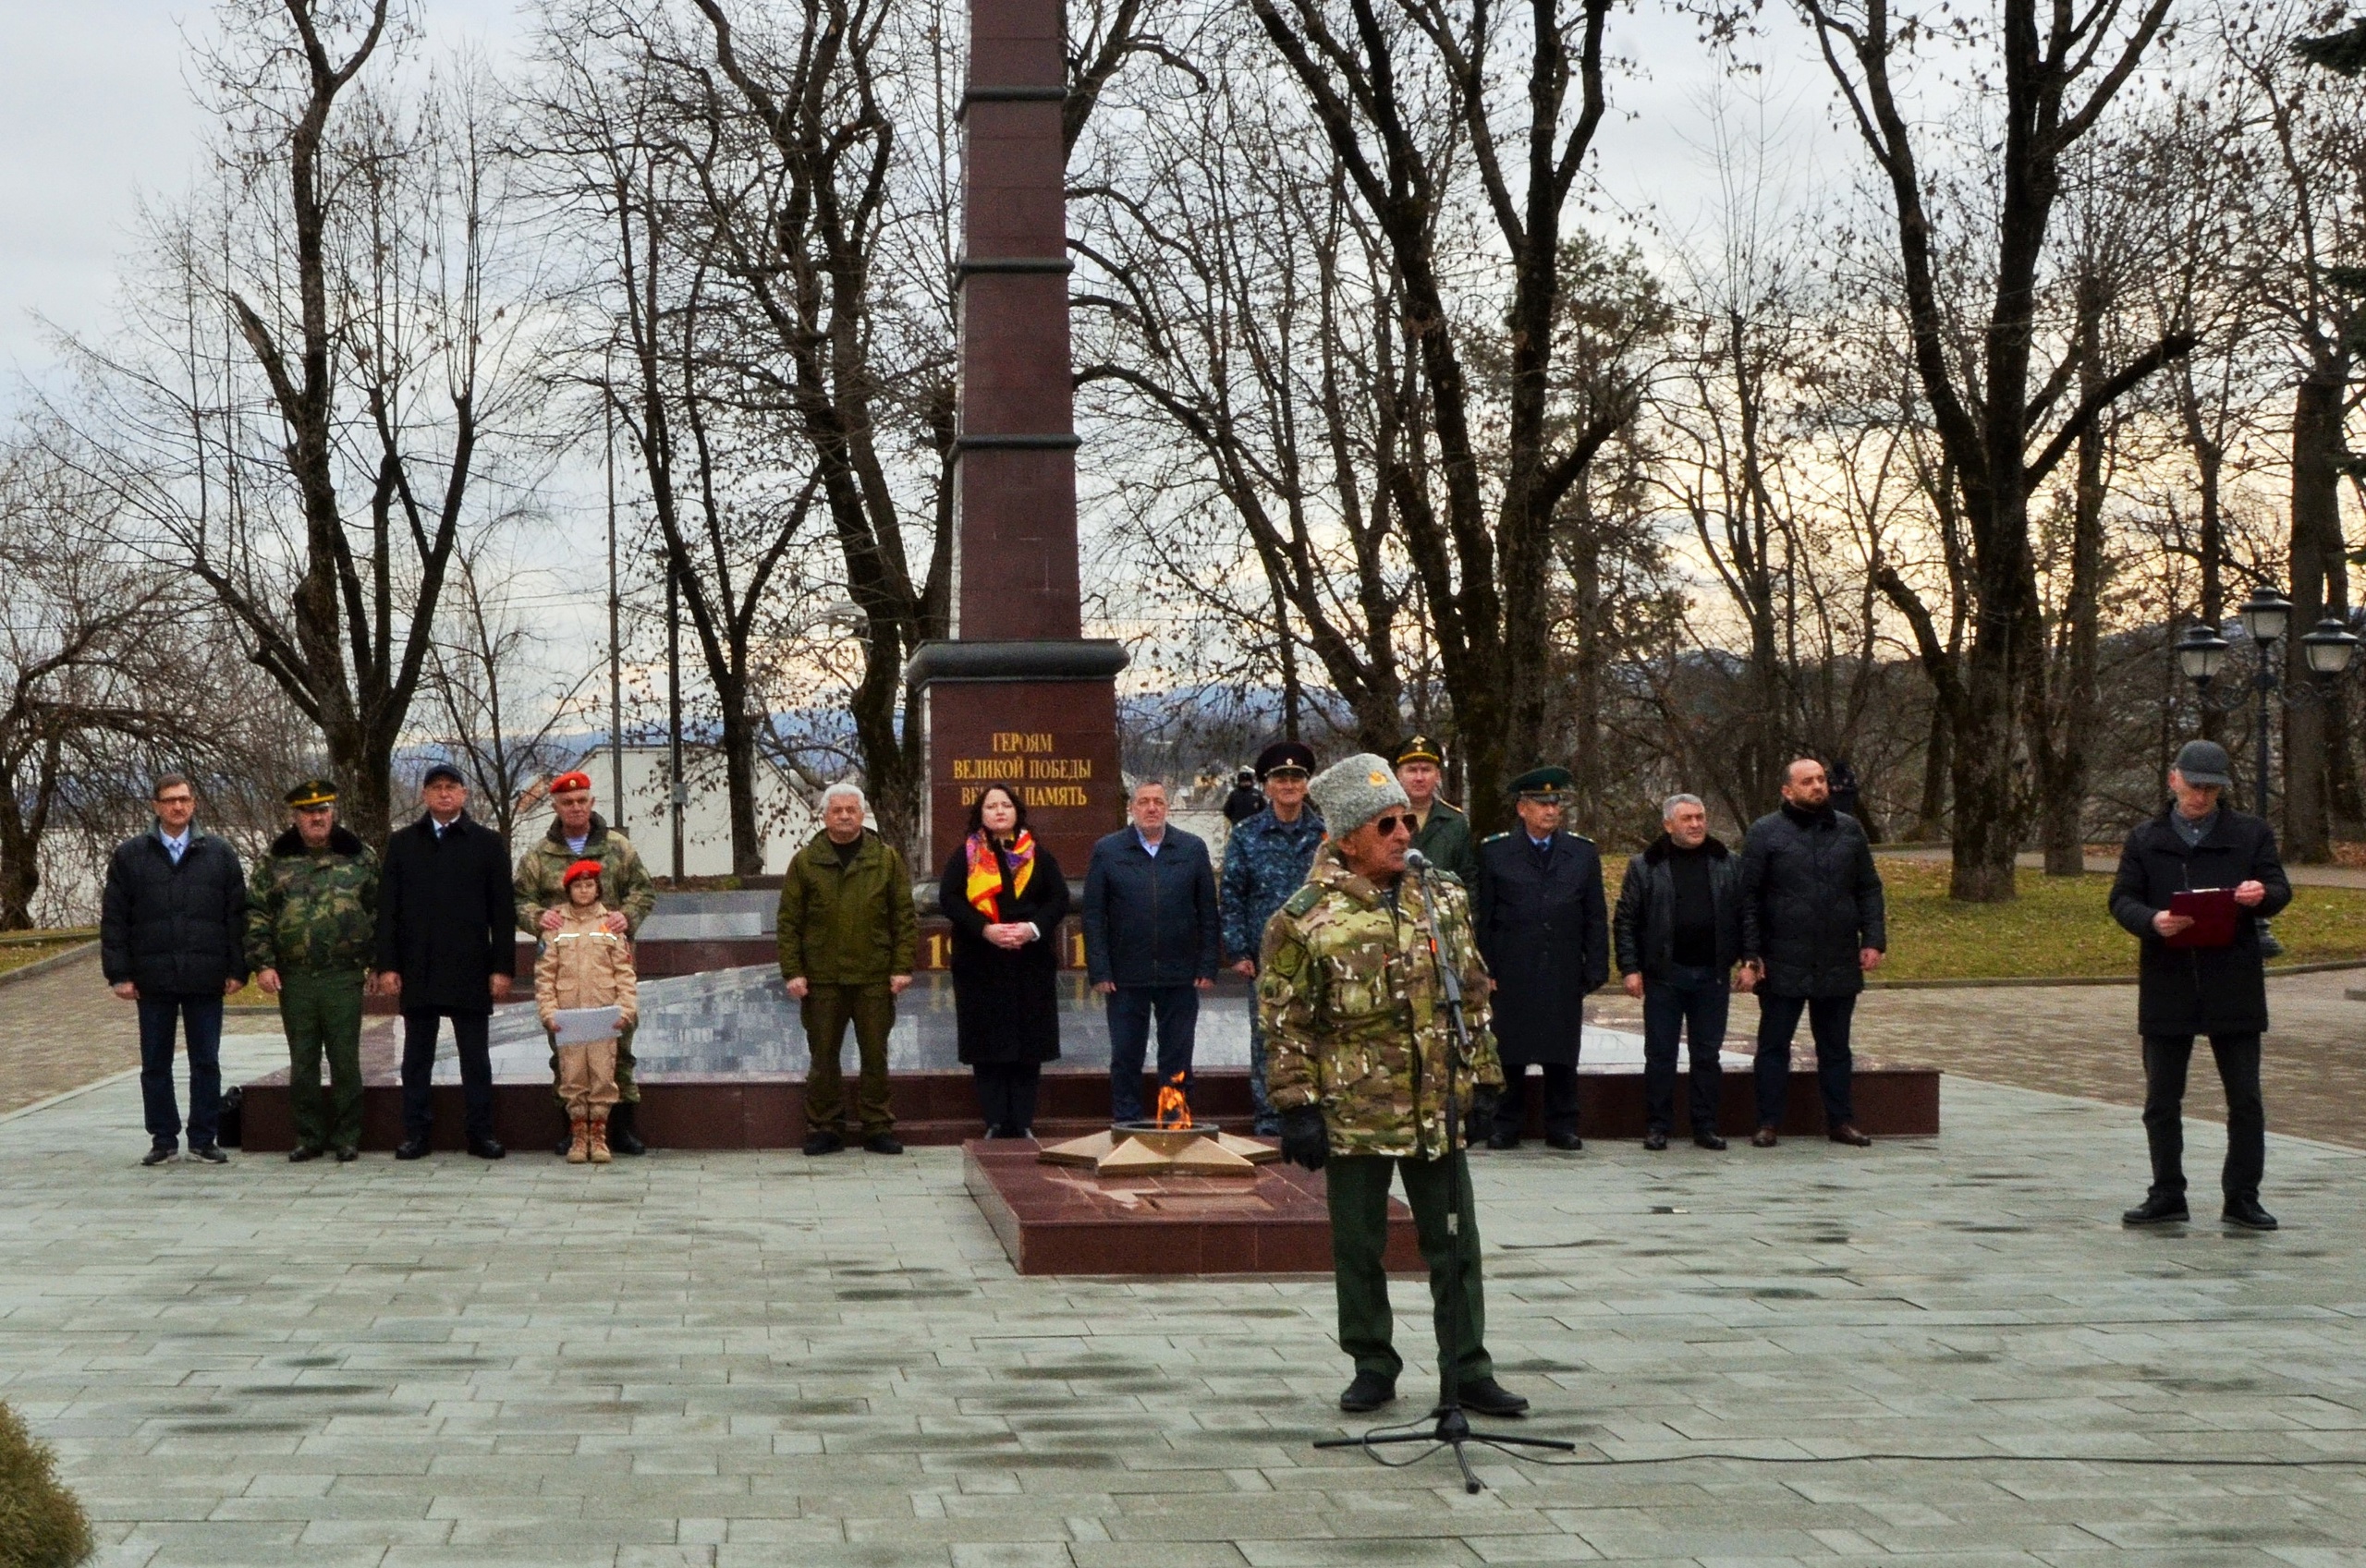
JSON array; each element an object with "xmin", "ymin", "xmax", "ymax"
[
  {"xmin": 973, "ymin": 1061, "xmax": 1043, "ymax": 1136},
  {"xmin": 2142, "ymin": 1032, "xmax": 2265, "ymax": 1203},
  {"xmin": 400, "ymin": 1009, "xmax": 494, "ymax": 1142},
  {"xmin": 1753, "ymin": 992, "xmax": 1856, "ymax": 1128},
  {"xmin": 1494, "ymin": 1062, "xmax": 1579, "ymax": 1140}
]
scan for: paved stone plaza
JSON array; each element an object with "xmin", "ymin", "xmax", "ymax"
[{"xmin": 5, "ymin": 1033, "xmax": 2364, "ymax": 1566}]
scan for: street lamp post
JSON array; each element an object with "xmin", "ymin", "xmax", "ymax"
[{"xmin": 2174, "ymin": 590, "xmax": 2360, "ymax": 956}]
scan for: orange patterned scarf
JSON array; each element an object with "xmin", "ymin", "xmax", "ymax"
[{"xmin": 965, "ymin": 829, "xmax": 1035, "ymax": 920}]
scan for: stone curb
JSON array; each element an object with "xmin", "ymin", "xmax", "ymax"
[
  {"xmin": 1870, "ymin": 957, "xmax": 2366, "ymax": 991},
  {"xmin": 0, "ymin": 940, "xmax": 99, "ymax": 990}
]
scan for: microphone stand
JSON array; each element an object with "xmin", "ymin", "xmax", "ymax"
[{"xmin": 1314, "ymin": 850, "xmax": 1575, "ymax": 1493}]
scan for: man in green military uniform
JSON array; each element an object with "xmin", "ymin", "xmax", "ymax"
[
  {"xmin": 516, "ymin": 771, "xmax": 659, "ymax": 1154},
  {"xmin": 1395, "ymin": 735, "xmax": 1477, "ymax": 883},
  {"xmin": 248, "ymin": 779, "xmax": 379, "ymax": 1162},
  {"xmin": 1262, "ymin": 753, "xmax": 1529, "ymax": 1418}
]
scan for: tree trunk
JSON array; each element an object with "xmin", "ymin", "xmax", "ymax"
[
  {"xmin": 716, "ymin": 684, "xmax": 763, "ymax": 881},
  {"xmin": 1915, "ymin": 699, "xmax": 1950, "ymax": 840},
  {"xmin": 2042, "ymin": 312, "xmax": 2107, "ymax": 877},
  {"xmin": 0, "ymin": 768, "xmax": 39, "ymax": 931},
  {"xmin": 2285, "ymin": 368, "xmax": 2346, "ymax": 862}
]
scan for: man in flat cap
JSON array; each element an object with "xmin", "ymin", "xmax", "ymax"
[
  {"xmin": 1262, "ymin": 754, "xmax": 1526, "ymax": 1418},
  {"xmin": 375, "ymin": 761, "xmax": 518, "ymax": 1160},
  {"xmin": 247, "ymin": 779, "xmax": 379, "ymax": 1161},
  {"xmin": 1395, "ymin": 736, "xmax": 1477, "ymax": 883},
  {"xmin": 1472, "ymin": 766, "xmax": 1607, "ymax": 1150},
  {"xmin": 2110, "ymin": 739, "xmax": 2290, "ymax": 1230},
  {"xmin": 1220, "ymin": 741, "xmax": 1326, "ymax": 1135},
  {"xmin": 1737, "ymin": 757, "xmax": 1886, "ymax": 1149},
  {"xmin": 517, "ymin": 770, "xmax": 658, "ymax": 1155}
]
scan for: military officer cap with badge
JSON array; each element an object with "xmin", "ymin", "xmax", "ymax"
[
  {"xmin": 285, "ymin": 777, "xmax": 339, "ymax": 809},
  {"xmin": 550, "ymin": 769, "xmax": 595, "ymax": 796},
  {"xmin": 1507, "ymin": 764, "xmax": 1574, "ymax": 802},
  {"xmin": 1394, "ymin": 735, "xmax": 1445, "ymax": 769},
  {"xmin": 1255, "ymin": 740, "xmax": 1317, "ymax": 781}
]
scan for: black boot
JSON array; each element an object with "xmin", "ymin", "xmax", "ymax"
[
  {"xmin": 554, "ymin": 1105, "xmax": 574, "ymax": 1158},
  {"xmin": 2122, "ymin": 1193, "xmax": 2189, "ymax": 1225},
  {"xmin": 607, "ymin": 1100, "xmax": 646, "ymax": 1156}
]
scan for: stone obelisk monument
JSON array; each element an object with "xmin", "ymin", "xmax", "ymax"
[{"xmin": 905, "ymin": 0, "xmax": 1126, "ymax": 876}]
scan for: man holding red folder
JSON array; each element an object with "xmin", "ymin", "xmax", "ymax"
[{"xmin": 2109, "ymin": 740, "xmax": 2291, "ymax": 1230}]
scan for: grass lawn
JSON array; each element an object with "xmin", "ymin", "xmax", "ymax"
[
  {"xmin": 0, "ymin": 929, "xmax": 95, "ymax": 977},
  {"xmin": 1593, "ymin": 857, "xmax": 2366, "ymax": 983}
]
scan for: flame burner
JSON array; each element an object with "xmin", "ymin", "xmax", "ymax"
[{"xmin": 1040, "ymin": 1093, "xmax": 1275, "ymax": 1176}]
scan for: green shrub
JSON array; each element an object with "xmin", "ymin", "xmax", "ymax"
[{"xmin": 0, "ymin": 1403, "xmax": 91, "ymax": 1568}]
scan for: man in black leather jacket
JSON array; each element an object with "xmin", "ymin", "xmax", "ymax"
[{"xmin": 1737, "ymin": 759, "xmax": 1886, "ymax": 1148}]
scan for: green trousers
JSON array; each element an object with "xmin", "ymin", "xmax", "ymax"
[
  {"xmin": 801, "ymin": 981, "xmax": 897, "ymax": 1136},
  {"xmin": 1325, "ymin": 1150, "xmax": 1493, "ymax": 1388},
  {"xmin": 282, "ymin": 969, "xmax": 366, "ymax": 1152},
  {"xmin": 550, "ymin": 1021, "xmax": 637, "ymax": 1106}
]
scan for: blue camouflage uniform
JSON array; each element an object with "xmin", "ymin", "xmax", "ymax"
[{"xmin": 1220, "ymin": 804, "xmax": 1327, "ymax": 1133}]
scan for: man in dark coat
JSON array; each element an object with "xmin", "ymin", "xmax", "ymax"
[
  {"xmin": 1472, "ymin": 766, "xmax": 1607, "ymax": 1151},
  {"xmin": 374, "ymin": 762, "xmax": 518, "ymax": 1160},
  {"xmin": 102, "ymin": 773, "xmax": 250, "ymax": 1165},
  {"xmin": 1738, "ymin": 758, "xmax": 1887, "ymax": 1148},
  {"xmin": 1220, "ymin": 740, "xmax": 1325, "ymax": 1135},
  {"xmin": 1081, "ymin": 780, "xmax": 1219, "ymax": 1122},
  {"xmin": 2109, "ymin": 739, "xmax": 2291, "ymax": 1231},
  {"xmin": 1614, "ymin": 792, "xmax": 1743, "ymax": 1151}
]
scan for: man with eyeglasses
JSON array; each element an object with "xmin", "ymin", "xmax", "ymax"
[
  {"xmin": 1472, "ymin": 766, "xmax": 1607, "ymax": 1151},
  {"xmin": 1261, "ymin": 753, "xmax": 1526, "ymax": 1419}
]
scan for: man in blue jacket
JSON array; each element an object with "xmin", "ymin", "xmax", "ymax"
[
  {"xmin": 1082, "ymin": 780, "xmax": 1219, "ymax": 1122},
  {"xmin": 1220, "ymin": 741, "xmax": 1325, "ymax": 1134}
]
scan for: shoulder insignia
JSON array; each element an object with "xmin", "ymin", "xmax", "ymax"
[
  {"xmin": 1563, "ymin": 831, "xmax": 1593, "ymax": 844},
  {"xmin": 1481, "ymin": 832, "xmax": 1510, "ymax": 844},
  {"xmin": 1281, "ymin": 884, "xmax": 1326, "ymax": 918}
]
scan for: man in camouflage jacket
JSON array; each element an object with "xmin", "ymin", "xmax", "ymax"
[
  {"xmin": 515, "ymin": 772, "xmax": 659, "ymax": 1153},
  {"xmin": 1260, "ymin": 753, "xmax": 1527, "ymax": 1419},
  {"xmin": 247, "ymin": 779, "xmax": 379, "ymax": 1161}
]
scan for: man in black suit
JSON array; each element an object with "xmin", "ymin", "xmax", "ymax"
[
  {"xmin": 374, "ymin": 762, "xmax": 518, "ymax": 1159},
  {"xmin": 1472, "ymin": 766, "xmax": 1607, "ymax": 1151}
]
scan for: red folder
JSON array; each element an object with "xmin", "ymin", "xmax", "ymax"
[{"xmin": 2165, "ymin": 887, "xmax": 2238, "ymax": 949}]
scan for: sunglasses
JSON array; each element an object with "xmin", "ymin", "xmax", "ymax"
[{"xmin": 1370, "ymin": 813, "xmax": 1414, "ymax": 836}]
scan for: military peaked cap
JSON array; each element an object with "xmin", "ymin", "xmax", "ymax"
[
  {"xmin": 1394, "ymin": 735, "xmax": 1445, "ymax": 767},
  {"xmin": 1508, "ymin": 764, "xmax": 1575, "ymax": 799},
  {"xmin": 284, "ymin": 778, "xmax": 338, "ymax": 808},
  {"xmin": 1255, "ymin": 741, "xmax": 1317, "ymax": 779}
]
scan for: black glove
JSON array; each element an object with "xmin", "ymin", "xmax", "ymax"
[
  {"xmin": 1466, "ymin": 1084, "xmax": 1501, "ymax": 1142},
  {"xmin": 1278, "ymin": 1106, "xmax": 1329, "ymax": 1172}
]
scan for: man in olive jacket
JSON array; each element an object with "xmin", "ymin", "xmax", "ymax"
[
  {"xmin": 248, "ymin": 778, "xmax": 378, "ymax": 1162},
  {"xmin": 778, "ymin": 783, "xmax": 916, "ymax": 1156},
  {"xmin": 1737, "ymin": 758, "xmax": 1886, "ymax": 1148},
  {"xmin": 102, "ymin": 773, "xmax": 249, "ymax": 1165},
  {"xmin": 2109, "ymin": 740, "xmax": 2291, "ymax": 1231}
]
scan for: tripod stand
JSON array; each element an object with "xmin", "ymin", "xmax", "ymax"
[{"xmin": 1314, "ymin": 850, "xmax": 1575, "ymax": 1493}]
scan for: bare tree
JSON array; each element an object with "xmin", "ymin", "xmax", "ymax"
[{"xmin": 64, "ymin": 2, "xmax": 547, "ymax": 845}]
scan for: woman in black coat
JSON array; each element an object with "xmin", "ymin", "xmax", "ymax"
[{"xmin": 938, "ymin": 784, "xmax": 1070, "ymax": 1137}]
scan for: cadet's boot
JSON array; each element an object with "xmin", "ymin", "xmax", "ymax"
[
  {"xmin": 588, "ymin": 1114, "xmax": 613, "ymax": 1164},
  {"xmin": 607, "ymin": 1100, "xmax": 646, "ymax": 1156},
  {"xmin": 567, "ymin": 1117, "xmax": 591, "ymax": 1164},
  {"xmin": 553, "ymin": 1104, "xmax": 575, "ymax": 1158}
]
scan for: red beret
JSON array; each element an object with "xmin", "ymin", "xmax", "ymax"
[
  {"xmin": 562, "ymin": 858, "xmax": 605, "ymax": 887},
  {"xmin": 551, "ymin": 771, "xmax": 594, "ymax": 795}
]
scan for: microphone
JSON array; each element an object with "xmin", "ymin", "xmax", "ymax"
[{"xmin": 1404, "ymin": 848, "xmax": 1433, "ymax": 872}]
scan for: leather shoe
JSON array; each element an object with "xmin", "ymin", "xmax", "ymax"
[
  {"xmin": 1456, "ymin": 1377, "xmax": 1531, "ymax": 1417},
  {"xmin": 191, "ymin": 1145, "xmax": 227, "ymax": 1164},
  {"xmin": 864, "ymin": 1134, "xmax": 905, "ymax": 1155},
  {"xmin": 1751, "ymin": 1125, "xmax": 1778, "ymax": 1148},
  {"xmin": 1485, "ymin": 1129, "xmax": 1519, "ymax": 1150},
  {"xmin": 1642, "ymin": 1130, "xmax": 1669, "ymax": 1151},
  {"xmin": 608, "ymin": 1101, "xmax": 646, "ymax": 1156},
  {"xmin": 1546, "ymin": 1132, "xmax": 1582, "ymax": 1151},
  {"xmin": 1338, "ymin": 1371, "xmax": 1396, "ymax": 1413},
  {"xmin": 140, "ymin": 1145, "xmax": 175, "ymax": 1166},
  {"xmin": 334, "ymin": 1147, "xmax": 359, "ymax": 1163},
  {"xmin": 287, "ymin": 1146, "xmax": 323, "ymax": 1163},
  {"xmin": 1694, "ymin": 1131, "xmax": 1728, "ymax": 1150},
  {"xmin": 804, "ymin": 1131, "xmax": 844, "ymax": 1157},
  {"xmin": 2121, "ymin": 1193, "xmax": 2189, "ymax": 1225},
  {"xmin": 468, "ymin": 1137, "xmax": 506, "ymax": 1160},
  {"xmin": 395, "ymin": 1138, "xmax": 430, "ymax": 1161},
  {"xmin": 1828, "ymin": 1124, "xmax": 1872, "ymax": 1148},
  {"xmin": 2223, "ymin": 1197, "xmax": 2279, "ymax": 1231}
]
